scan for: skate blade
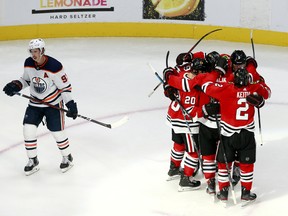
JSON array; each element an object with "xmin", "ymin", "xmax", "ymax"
[
  {"xmin": 241, "ymin": 199, "xmax": 256, "ymax": 207},
  {"xmin": 166, "ymin": 174, "xmax": 180, "ymax": 181},
  {"xmin": 61, "ymin": 163, "xmax": 74, "ymax": 173},
  {"xmin": 178, "ymin": 185, "xmax": 201, "ymax": 192},
  {"xmin": 25, "ymin": 166, "xmax": 40, "ymax": 176}
]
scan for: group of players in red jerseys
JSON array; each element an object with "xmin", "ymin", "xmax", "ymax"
[{"xmin": 162, "ymin": 49, "xmax": 271, "ymax": 205}]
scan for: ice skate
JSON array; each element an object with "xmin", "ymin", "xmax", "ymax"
[
  {"xmin": 217, "ymin": 186, "xmax": 229, "ymax": 207},
  {"xmin": 206, "ymin": 177, "xmax": 216, "ymax": 194},
  {"xmin": 24, "ymin": 156, "xmax": 40, "ymax": 176},
  {"xmin": 178, "ymin": 175, "xmax": 201, "ymax": 192},
  {"xmin": 167, "ymin": 162, "xmax": 182, "ymax": 181},
  {"xmin": 206, "ymin": 178, "xmax": 216, "ymax": 201},
  {"xmin": 241, "ymin": 186, "xmax": 257, "ymax": 207},
  {"xmin": 60, "ymin": 154, "xmax": 74, "ymax": 173}
]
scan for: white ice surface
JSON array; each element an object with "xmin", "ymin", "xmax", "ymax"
[{"xmin": 0, "ymin": 37, "xmax": 287, "ymax": 216}]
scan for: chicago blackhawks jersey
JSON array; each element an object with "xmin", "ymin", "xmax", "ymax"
[
  {"xmin": 166, "ymin": 69, "xmax": 201, "ymax": 134},
  {"xmin": 18, "ymin": 55, "xmax": 73, "ymax": 107},
  {"xmin": 168, "ymin": 71, "xmax": 223, "ymax": 128},
  {"xmin": 202, "ymin": 81, "xmax": 271, "ymax": 136}
]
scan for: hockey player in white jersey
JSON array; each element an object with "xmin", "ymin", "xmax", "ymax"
[{"xmin": 3, "ymin": 38, "xmax": 78, "ymax": 175}]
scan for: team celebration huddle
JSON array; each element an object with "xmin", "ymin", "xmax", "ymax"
[
  {"xmin": 161, "ymin": 48, "xmax": 271, "ymax": 206},
  {"xmin": 2, "ymin": 37, "xmax": 272, "ymax": 208}
]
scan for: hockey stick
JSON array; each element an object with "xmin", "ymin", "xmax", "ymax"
[
  {"xmin": 148, "ymin": 63, "xmax": 203, "ymax": 167},
  {"xmin": 250, "ymin": 30, "xmax": 256, "ymax": 58},
  {"xmin": 15, "ymin": 92, "xmax": 128, "ymax": 129},
  {"xmin": 215, "ymin": 115, "xmax": 237, "ymax": 205},
  {"xmin": 250, "ymin": 30, "xmax": 263, "ymax": 146},
  {"xmin": 166, "ymin": 50, "xmax": 170, "ymax": 67},
  {"xmin": 148, "ymin": 50, "xmax": 170, "ymax": 97},
  {"xmin": 184, "ymin": 28, "xmax": 222, "ymax": 58}
]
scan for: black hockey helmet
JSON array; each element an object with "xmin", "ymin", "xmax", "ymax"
[
  {"xmin": 205, "ymin": 51, "xmax": 220, "ymax": 71},
  {"xmin": 231, "ymin": 50, "xmax": 247, "ymax": 65},
  {"xmin": 191, "ymin": 58, "xmax": 207, "ymax": 74},
  {"xmin": 234, "ymin": 68, "xmax": 249, "ymax": 87},
  {"xmin": 176, "ymin": 52, "xmax": 193, "ymax": 65}
]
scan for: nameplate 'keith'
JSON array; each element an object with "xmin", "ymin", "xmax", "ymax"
[{"xmin": 237, "ymin": 91, "xmax": 250, "ymax": 98}]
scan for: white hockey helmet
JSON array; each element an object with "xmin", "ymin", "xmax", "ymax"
[{"xmin": 28, "ymin": 38, "xmax": 45, "ymax": 54}]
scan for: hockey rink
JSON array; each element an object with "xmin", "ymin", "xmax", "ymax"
[{"xmin": 0, "ymin": 37, "xmax": 287, "ymax": 216}]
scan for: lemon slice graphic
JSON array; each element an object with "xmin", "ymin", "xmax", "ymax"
[{"xmin": 152, "ymin": 0, "xmax": 200, "ymax": 17}]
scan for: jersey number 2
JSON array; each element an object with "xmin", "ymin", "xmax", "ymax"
[{"xmin": 236, "ymin": 98, "xmax": 249, "ymax": 120}]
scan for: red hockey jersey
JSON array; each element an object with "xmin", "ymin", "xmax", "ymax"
[
  {"xmin": 202, "ymin": 81, "xmax": 271, "ymax": 136},
  {"xmin": 168, "ymin": 71, "xmax": 223, "ymax": 128},
  {"xmin": 166, "ymin": 70, "xmax": 202, "ymax": 134}
]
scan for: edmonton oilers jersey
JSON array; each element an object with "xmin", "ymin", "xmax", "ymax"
[{"xmin": 19, "ymin": 55, "xmax": 73, "ymax": 107}]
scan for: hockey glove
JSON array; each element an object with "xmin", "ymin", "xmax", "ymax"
[
  {"xmin": 246, "ymin": 56, "xmax": 258, "ymax": 68},
  {"xmin": 164, "ymin": 83, "xmax": 177, "ymax": 101},
  {"xmin": 246, "ymin": 93, "xmax": 265, "ymax": 108},
  {"xmin": 202, "ymin": 103, "xmax": 220, "ymax": 118},
  {"xmin": 3, "ymin": 80, "xmax": 22, "ymax": 96},
  {"xmin": 176, "ymin": 53, "xmax": 193, "ymax": 65},
  {"xmin": 163, "ymin": 67, "xmax": 175, "ymax": 82},
  {"xmin": 215, "ymin": 57, "xmax": 228, "ymax": 76},
  {"xmin": 259, "ymin": 75, "xmax": 265, "ymax": 83},
  {"xmin": 66, "ymin": 100, "xmax": 78, "ymax": 119},
  {"xmin": 193, "ymin": 85, "xmax": 202, "ymax": 92}
]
